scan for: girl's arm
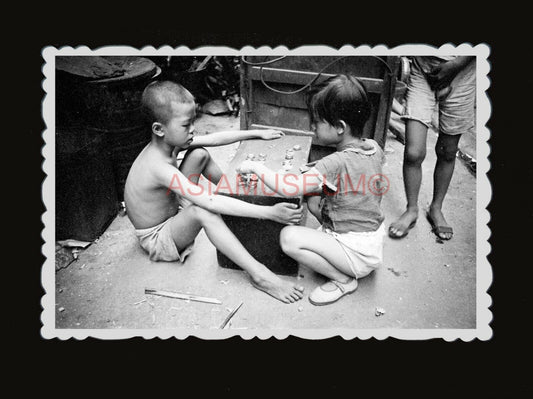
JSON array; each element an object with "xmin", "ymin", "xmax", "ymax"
[{"xmin": 306, "ymin": 195, "xmax": 323, "ymax": 223}]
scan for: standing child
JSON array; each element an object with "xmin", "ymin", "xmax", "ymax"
[
  {"xmin": 238, "ymin": 74, "xmax": 385, "ymax": 305},
  {"xmin": 124, "ymin": 81, "xmax": 304, "ymax": 304},
  {"xmin": 388, "ymin": 56, "xmax": 476, "ymax": 240}
]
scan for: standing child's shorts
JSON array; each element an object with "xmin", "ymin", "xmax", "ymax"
[
  {"xmin": 321, "ymin": 223, "xmax": 386, "ymax": 279},
  {"xmin": 402, "ymin": 56, "xmax": 476, "ymax": 136},
  {"xmin": 135, "ymin": 216, "xmax": 194, "ymax": 262}
]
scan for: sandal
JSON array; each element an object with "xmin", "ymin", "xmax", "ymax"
[
  {"xmin": 388, "ymin": 220, "xmax": 417, "ymax": 239},
  {"xmin": 426, "ymin": 211, "xmax": 453, "ymax": 240},
  {"xmin": 309, "ymin": 278, "xmax": 358, "ymax": 306}
]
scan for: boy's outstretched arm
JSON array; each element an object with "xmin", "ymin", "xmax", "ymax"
[
  {"xmin": 237, "ymin": 160, "xmax": 322, "ymax": 198},
  {"xmin": 160, "ymin": 164, "xmax": 302, "ymax": 225},
  {"xmin": 190, "ymin": 129, "xmax": 284, "ymax": 147}
]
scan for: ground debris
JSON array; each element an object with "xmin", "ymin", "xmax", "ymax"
[
  {"xmin": 298, "ymin": 306, "xmax": 304, "ymax": 312},
  {"xmin": 375, "ymin": 307, "xmax": 386, "ymax": 317},
  {"xmin": 145, "ymin": 288, "xmax": 221, "ymax": 305},
  {"xmin": 118, "ymin": 201, "xmax": 127, "ymax": 217},
  {"xmin": 57, "ymin": 239, "xmax": 92, "ymax": 249},
  {"xmin": 387, "ymin": 267, "xmax": 407, "ymax": 277},
  {"xmin": 219, "ymin": 302, "xmax": 244, "ymax": 329}
]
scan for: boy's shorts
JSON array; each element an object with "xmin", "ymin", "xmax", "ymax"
[
  {"xmin": 320, "ymin": 223, "xmax": 385, "ymax": 279},
  {"xmin": 135, "ymin": 216, "xmax": 194, "ymax": 262},
  {"xmin": 402, "ymin": 56, "xmax": 476, "ymax": 136}
]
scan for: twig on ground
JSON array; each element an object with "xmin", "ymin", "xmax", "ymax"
[
  {"xmin": 219, "ymin": 302, "xmax": 244, "ymax": 329},
  {"xmin": 145, "ymin": 288, "xmax": 222, "ymax": 305}
]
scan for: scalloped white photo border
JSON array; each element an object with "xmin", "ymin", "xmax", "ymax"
[{"xmin": 41, "ymin": 44, "xmax": 492, "ymax": 340}]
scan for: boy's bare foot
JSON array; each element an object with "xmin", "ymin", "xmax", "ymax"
[
  {"xmin": 389, "ymin": 208, "xmax": 418, "ymax": 238},
  {"xmin": 251, "ymin": 272, "xmax": 304, "ymax": 304},
  {"xmin": 427, "ymin": 206, "xmax": 453, "ymax": 240}
]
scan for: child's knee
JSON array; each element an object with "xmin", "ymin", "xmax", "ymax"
[
  {"xmin": 435, "ymin": 141, "xmax": 458, "ymax": 162},
  {"xmin": 404, "ymin": 147, "xmax": 426, "ymax": 165},
  {"xmin": 280, "ymin": 226, "xmax": 300, "ymax": 253},
  {"xmin": 186, "ymin": 147, "xmax": 211, "ymax": 166}
]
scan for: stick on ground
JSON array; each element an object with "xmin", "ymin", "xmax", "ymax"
[
  {"xmin": 145, "ymin": 289, "xmax": 221, "ymax": 305},
  {"xmin": 219, "ymin": 302, "xmax": 244, "ymax": 329}
]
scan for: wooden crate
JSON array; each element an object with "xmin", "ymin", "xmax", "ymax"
[{"xmin": 239, "ymin": 55, "xmax": 405, "ymax": 149}]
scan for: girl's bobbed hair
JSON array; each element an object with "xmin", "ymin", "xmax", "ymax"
[{"xmin": 306, "ymin": 74, "xmax": 371, "ymax": 136}]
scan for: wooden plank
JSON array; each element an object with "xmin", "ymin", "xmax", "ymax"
[
  {"xmin": 253, "ymin": 83, "xmax": 308, "ymax": 109},
  {"xmin": 216, "ymin": 134, "xmax": 313, "ymax": 197},
  {"xmin": 250, "ymin": 67, "xmax": 384, "ymax": 94},
  {"xmin": 239, "ymin": 58, "xmax": 251, "ymax": 130},
  {"xmin": 373, "ymin": 57, "xmax": 400, "ymax": 148},
  {"xmin": 252, "ymin": 103, "xmax": 311, "ymax": 133},
  {"xmin": 243, "ymin": 56, "xmax": 387, "ymax": 78}
]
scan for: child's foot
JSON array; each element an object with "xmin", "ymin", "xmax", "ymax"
[
  {"xmin": 427, "ymin": 206, "xmax": 453, "ymax": 240},
  {"xmin": 389, "ymin": 208, "xmax": 418, "ymax": 238},
  {"xmin": 251, "ymin": 273, "xmax": 305, "ymax": 304}
]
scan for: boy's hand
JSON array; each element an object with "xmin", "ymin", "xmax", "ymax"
[
  {"xmin": 268, "ymin": 202, "xmax": 303, "ymax": 225},
  {"xmin": 237, "ymin": 160, "xmax": 259, "ymax": 174},
  {"xmin": 255, "ymin": 129, "xmax": 285, "ymax": 140},
  {"xmin": 427, "ymin": 57, "xmax": 473, "ymax": 91}
]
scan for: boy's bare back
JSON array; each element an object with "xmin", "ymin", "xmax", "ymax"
[{"xmin": 124, "ymin": 142, "xmax": 181, "ymax": 230}]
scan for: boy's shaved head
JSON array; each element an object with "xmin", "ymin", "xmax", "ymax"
[{"xmin": 141, "ymin": 81, "xmax": 195, "ymax": 125}]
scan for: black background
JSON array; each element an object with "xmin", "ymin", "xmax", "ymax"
[{"xmin": 18, "ymin": 18, "xmax": 530, "ymax": 396}]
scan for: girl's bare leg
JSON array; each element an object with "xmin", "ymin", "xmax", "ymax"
[{"xmin": 280, "ymin": 226, "xmax": 355, "ymax": 282}]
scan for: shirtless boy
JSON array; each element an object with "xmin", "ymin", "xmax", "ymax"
[{"xmin": 124, "ymin": 81, "xmax": 304, "ymax": 303}]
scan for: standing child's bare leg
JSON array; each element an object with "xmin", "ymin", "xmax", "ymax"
[
  {"xmin": 167, "ymin": 205, "xmax": 304, "ymax": 304},
  {"xmin": 389, "ymin": 120, "xmax": 428, "ymax": 238},
  {"xmin": 428, "ymin": 133, "xmax": 461, "ymax": 240}
]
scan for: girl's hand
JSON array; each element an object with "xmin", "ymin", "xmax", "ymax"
[
  {"xmin": 255, "ymin": 129, "xmax": 285, "ymax": 140},
  {"xmin": 237, "ymin": 160, "xmax": 259, "ymax": 174},
  {"xmin": 269, "ymin": 202, "xmax": 303, "ymax": 225}
]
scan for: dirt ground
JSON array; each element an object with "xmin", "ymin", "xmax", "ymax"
[{"xmin": 51, "ymin": 112, "xmax": 477, "ymax": 333}]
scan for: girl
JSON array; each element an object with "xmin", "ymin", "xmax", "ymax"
[{"xmin": 238, "ymin": 74, "xmax": 386, "ymax": 305}]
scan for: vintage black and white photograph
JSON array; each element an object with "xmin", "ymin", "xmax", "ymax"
[{"xmin": 41, "ymin": 44, "xmax": 491, "ymax": 339}]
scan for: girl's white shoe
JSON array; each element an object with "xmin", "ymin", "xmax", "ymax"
[{"xmin": 308, "ymin": 278, "xmax": 358, "ymax": 306}]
